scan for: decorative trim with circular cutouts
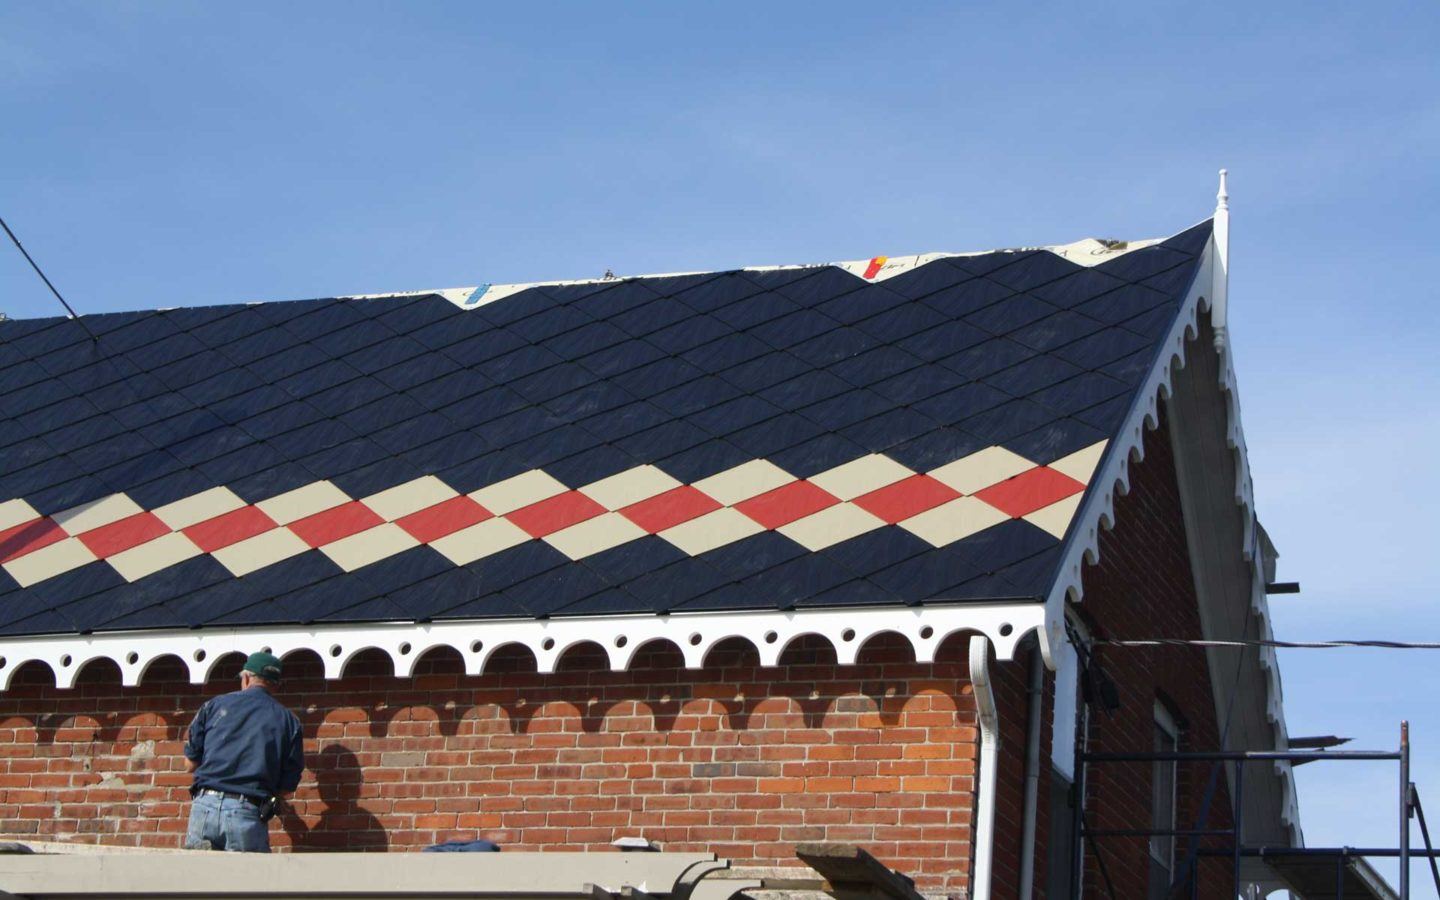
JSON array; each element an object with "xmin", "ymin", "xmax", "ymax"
[
  {"xmin": 0, "ymin": 602, "xmax": 1044, "ymax": 691},
  {"xmin": 1038, "ymin": 225, "xmax": 1300, "ymax": 843}
]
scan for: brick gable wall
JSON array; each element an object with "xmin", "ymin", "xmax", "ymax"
[
  {"xmin": 891, "ymin": 400, "xmax": 1237, "ymax": 900},
  {"xmin": 1029, "ymin": 405, "xmax": 1238, "ymax": 899}
]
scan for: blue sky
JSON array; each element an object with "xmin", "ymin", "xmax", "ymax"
[{"xmin": 3, "ymin": 1, "xmax": 1439, "ymax": 888}]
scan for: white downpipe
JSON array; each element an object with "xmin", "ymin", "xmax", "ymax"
[
  {"xmin": 969, "ymin": 636, "xmax": 1001, "ymax": 900},
  {"xmin": 1017, "ymin": 645, "xmax": 1045, "ymax": 899}
]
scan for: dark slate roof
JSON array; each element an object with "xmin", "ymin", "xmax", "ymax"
[{"xmin": 0, "ymin": 222, "xmax": 1211, "ymax": 636}]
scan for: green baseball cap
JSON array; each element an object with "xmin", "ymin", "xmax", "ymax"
[{"xmin": 242, "ymin": 651, "xmax": 283, "ymax": 683}]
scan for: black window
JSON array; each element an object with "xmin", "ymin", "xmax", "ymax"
[
  {"xmin": 1045, "ymin": 766, "xmax": 1077, "ymax": 898},
  {"xmin": 1147, "ymin": 702, "xmax": 1179, "ymax": 899}
]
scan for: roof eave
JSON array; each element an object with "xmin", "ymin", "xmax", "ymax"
[
  {"xmin": 1035, "ymin": 193, "xmax": 1304, "ymax": 846},
  {"xmin": 0, "ymin": 600, "xmax": 1045, "ymax": 691},
  {"xmin": 1037, "ymin": 216, "xmax": 1221, "ymax": 664}
]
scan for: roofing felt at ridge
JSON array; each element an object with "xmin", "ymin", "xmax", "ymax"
[
  {"xmin": 0, "ymin": 221, "xmax": 1211, "ymax": 638},
  {"xmin": 417, "ymin": 235, "xmax": 1169, "ymax": 313}
]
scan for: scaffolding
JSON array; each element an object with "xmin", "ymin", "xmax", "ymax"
[{"xmin": 1072, "ymin": 722, "xmax": 1440, "ymax": 899}]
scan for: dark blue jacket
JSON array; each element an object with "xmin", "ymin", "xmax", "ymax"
[{"xmin": 185, "ymin": 687, "xmax": 304, "ymax": 801}]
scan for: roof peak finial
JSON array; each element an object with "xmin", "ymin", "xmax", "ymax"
[{"xmin": 1212, "ymin": 168, "xmax": 1230, "ymax": 350}]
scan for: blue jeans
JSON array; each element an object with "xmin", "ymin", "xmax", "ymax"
[{"xmin": 185, "ymin": 792, "xmax": 270, "ymax": 852}]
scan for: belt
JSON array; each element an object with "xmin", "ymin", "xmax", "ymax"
[{"xmin": 198, "ymin": 788, "xmax": 262, "ymax": 805}]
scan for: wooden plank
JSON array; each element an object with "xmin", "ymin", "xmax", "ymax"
[
  {"xmin": 0, "ymin": 851, "xmax": 722, "ymax": 898},
  {"xmin": 794, "ymin": 845, "xmax": 922, "ymax": 900}
]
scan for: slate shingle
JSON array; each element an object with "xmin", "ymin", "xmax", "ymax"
[{"xmin": 0, "ymin": 222, "xmax": 1210, "ymax": 635}]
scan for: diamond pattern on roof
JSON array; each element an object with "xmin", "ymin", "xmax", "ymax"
[
  {"xmin": 0, "ymin": 446, "xmax": 1102, "ymax": 590},
  {"xmin": 853, "ymin": 475, "xmax": 960, "ymax": 524},
  {"xmin": 0, "ymin": 221, "xmax": 1211, "ymax": 635},
  {"xmin": 183, "ymin": 506, "xmax": 277, "ymax": 552},
  {"xmin": 621, "ymin": 486, "xmax": 722, "ymax": 534},
  {"xmin": 395, "ymin": 495, "xmax": 491, "ymax": 543},
  {"xmin": 0, "ymin": 518, "xmax": 65, "ymax": 563},
  {"xmin": 973, "ymin": 467, "xmax": 1086, "ymax": 518}
]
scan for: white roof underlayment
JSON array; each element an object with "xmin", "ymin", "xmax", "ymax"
[{"xmin": 342, "ymin": 236, "xmax": 1167, "ymax": 312}]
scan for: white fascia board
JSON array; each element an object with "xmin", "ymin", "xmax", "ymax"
[
  {"xmin": 1039, "ymin": 223, "xmax": 1224, "ymax": 661},
  {"xmin": 1039, "ymin": 221, "xmax": 1302, "ymax": 845},
  {"xmin": 1049, "ymin": 636, "xmax": 1080, "ymax": 781},
  {"xmin": 0, "ymin": 602, "xmax": 1044, "ymax": 691}
]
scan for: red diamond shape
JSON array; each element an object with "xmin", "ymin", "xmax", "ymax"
[
  {"xmin": 396, "ymin": 495, "xmax": 492, "ymax": 543},
  {"xmin": 0, "ymin": 517, "xmax": 66, "ymax": 563},
  {"xmin": 184, "ymin": 506, "xmax": 278, "ymax": 552},
  {"xmin": 853, "ymin": 475, "xmax": 961, "ymax": 524},
  {"xmin": 289, "ymin": 501, "xmax": 385, "ymax": 548},
  {"xmin": 76, "ymin": 512, "xmax": 170, "ymax": 558},
  {"xmin": 973, "ymin": 467, "xmax": 1085, "ymax": 518},
  {"xmin": 621, "ymin": 486, "xmax": 722, "ymax": 534},
  {"xmin": 734, "ymin": 480, "xmax": 838, "ymax": 530},
  {"xmin": 507, "ymin": 491, "xmax": 605, "ymax": 538}
]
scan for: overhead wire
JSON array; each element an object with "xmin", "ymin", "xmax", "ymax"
[
  {"xmin": 1097, "ymin": 638, "xmax": 1440, "ymax": 650},
  {"xmin": 0, "ymin": 215, "xmax": 97, "ymax": 341},
  {"xmin": 1165, "ymin": 591, "xmax": 1253, "ymax": 897}
]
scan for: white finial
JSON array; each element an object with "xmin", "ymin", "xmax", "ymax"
[{"xmin": 1212, "ymin": 169, "xmax": 1230, "ymax": 349}]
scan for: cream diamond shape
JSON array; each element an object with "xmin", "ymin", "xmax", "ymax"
[
  {"xmin": 692, "ymin": 460, "xmax": 795, "ymax": 506},
  {"xmin": 545, "ymin": 512, "xmax": 648, "ymax": 560},
  {"xmin": 430, "ymin": 517, "xmax": 531, "ymax": 566},
  {"xmin": 213, "ymin": 529, "xmax": 311, "ymax": 577},
  {"xmin": 659, "ymin": 508, "xmax": 765, "ymax": 556},
  {"xmin": 929, "ymin": 447, "xmax": 1035, "ymax": 495},
  {"xmin": 808, "ymin": 454, "xmax": 914, "ymax": 501},
  {"xmin": 2, "ymin": 537, "xmax": 98, "ymax": 587},
  {"xmin": 580, "ymin": 466, "xmax": 682, "ymax": 511},
  {"xmin": 153, "ymin": 487, "xmax": 246, "ymax": 531},
  {"xmin": 256, "ymin": 482, "xmax": 350, "ymax": 525},
  {"xmin": 363, "ymin": 476, "xmax": 459, "ymax": 522},
  {"xmin": 52, "ymin": 494, "xmax": 143, "ymax": 535},
  {"xmin": 0, "ymin": 499, "xmax": 41, "ymax": 532},
  {"xmin": 468, "ymin": 470, "xmax": 568, "ymax": 516},
  {"xmin": 899, "ymin": 497, "xmax": 1010, "ymax": 547},
  {"xmin": 108, "ymin": 533, "xmax": 203, "ymax": 582},
  {"xmin": 777, "ymin": 503, "xmax": 886, "ymax": 551},
  {"xmin": 320, "ymin": 523, "xmax": 421, "ymax": 572},
  {"xmin": 1048, "ymin": 441, "xmax": 1108, "ymax": 485},
  {"xmin": 1023, "ymin": 494, "xmax": 1084, "ymax": 539}
]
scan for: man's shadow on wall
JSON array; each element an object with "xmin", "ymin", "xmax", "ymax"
[{"xmin": 281, "ymin": 745, "xmax": 388, "ymax": 851}]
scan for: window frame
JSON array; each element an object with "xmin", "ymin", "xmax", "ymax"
[{"xmin": 1148, "ymin": 700, "xmax": 1181, "ymax": 893}]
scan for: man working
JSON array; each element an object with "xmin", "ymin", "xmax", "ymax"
[{"xmin": 183, "ymin": 651, "xmax": 305, "ymax": 852}]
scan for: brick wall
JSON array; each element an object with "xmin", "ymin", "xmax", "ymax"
[
  {"xmin": 1045, "ymin": 406, "xmax": 1237, "ymax": 899},
  {"xmin": 0, "ymin": 632, "xmax": 981, "ymax": 893}
]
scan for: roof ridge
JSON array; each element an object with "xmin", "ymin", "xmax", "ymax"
[
  {"xmin": 343, "ymin": 233, "xmax": 1178, "ymax": 315},
  {"xmin": 0, "ymin": 233, "xmax": 1184, "ymax": 324}
]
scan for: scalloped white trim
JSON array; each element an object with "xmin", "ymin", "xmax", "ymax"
[
  {"xmin": 1039, "ymin": 229, "xmax": 1301, "ymax": 844},
  {"xmin": 0, "ymin": 602, "xmax": 1044, "ymax": 691},
  {"xmin": 1041, "ymin": 241, "xmax": 1219, "ymax": 647}
]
